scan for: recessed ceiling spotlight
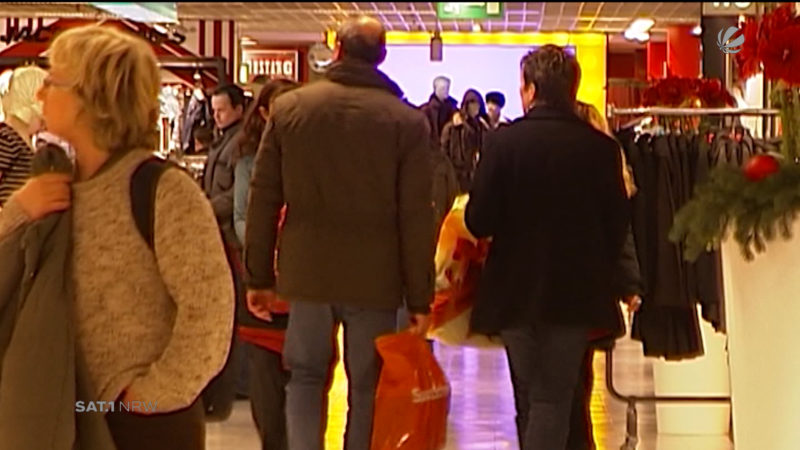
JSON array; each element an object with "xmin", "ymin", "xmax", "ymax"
[
  {"xmin": 624, "ymin": 18, "xmax": 654, "ymax": 42},
  {"xmin": 628, "ymin": 18, "xmax": 655, "ymax": 33}
]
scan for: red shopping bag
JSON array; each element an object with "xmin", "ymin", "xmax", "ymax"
[{"xmin": 371, "ymin": 333, "xmax": 450, "ymax": 450}]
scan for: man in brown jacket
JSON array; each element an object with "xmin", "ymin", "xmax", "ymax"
[{"xmin": 243, "ymin": 17, "xmax": 435, "ymax": 450}]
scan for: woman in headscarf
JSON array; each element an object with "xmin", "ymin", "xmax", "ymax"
[{"xmin": 440, "ymin": 88, "xmax": 491, "ymax": 193}]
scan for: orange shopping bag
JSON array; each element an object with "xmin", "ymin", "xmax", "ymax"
[{"xmin": 370, "ymin": 332, "xmax": 450, "ymax": 450}]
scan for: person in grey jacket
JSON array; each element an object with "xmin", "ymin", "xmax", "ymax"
[
  {"xmin": 201, "ymin": 83, "xmax": 247, "ymax": 421},
  {"xmin": 244, "ymin": 17, "xmax": 435, "ymax": 450},
  {"xmin": 205, "ymin": 83, "xmax": 245, "ymax": 247}
]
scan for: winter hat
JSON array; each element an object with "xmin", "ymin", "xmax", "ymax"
[
  {"xmin": 485, "ymin": 91, "xmax": 506, "ymax": 108},
  {"xmin": 0, "ymin": 65, "xmax": 47, "ymax": 126}
]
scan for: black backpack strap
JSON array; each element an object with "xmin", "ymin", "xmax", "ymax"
[{"xmin": 130, "ymin": 157, "xmax": 171, "ymax": 250}]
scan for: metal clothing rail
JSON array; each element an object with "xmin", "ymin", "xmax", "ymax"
[
  {"xmin": 609, "ymin": 106, "xmax": 780, "ymax": 116},
  {"xmin": 603, "ymin": 104, "xmax": 766, "ymax": 449},
  {"xmin": 609, "ymin": 106, "xmax": 782, "ymax": 142},
  {"xmin": 604, "ymin": 348, "xmax": 730, "ymax": 450}
]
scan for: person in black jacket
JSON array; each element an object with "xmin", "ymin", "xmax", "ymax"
[
  {"xmin": 465, "ymin": 45, "xmax": 630, "ymax": 450},
  {"xmin": 420, "ymin": 76, "xmax": 458, "ymax": 145}
]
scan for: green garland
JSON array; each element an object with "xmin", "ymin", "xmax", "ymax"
[{"xmin": 670, "ymin": 163, "xmax": 800, "ymax": 261}]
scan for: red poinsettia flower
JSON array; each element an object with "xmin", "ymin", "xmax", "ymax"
[
  {"xmin": 655, "ymin": 77, "xmax": 693, "ymax": 106},
  {"xmin": 761, "ymin": 3, "xmax": 796, "ymax": 37},
  {"xmin": 735, "ymin": 18, "xmax": 761, "ymax": 80},
  {"xmin": 642, "ymin": 87, "xmax": 659, "ymax": 107},
  {"xmin": 643, "ymin": 77, "xmax": 736, "ymax": 107},
  {"xmin": 698, "ymin": 79, "xmax": 737, "ymax": 107},
  {"xmin": 759, "ymin": 25, "xmax": 800, "ymax": 85}
]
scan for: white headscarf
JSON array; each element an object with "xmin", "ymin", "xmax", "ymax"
[{"xmin": 0, "ymin": 65, "xmax": 47, "ymax": 126}]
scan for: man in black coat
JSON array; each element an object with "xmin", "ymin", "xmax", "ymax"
[{"xmin": 465, "ymin": 45, "xmax": 629, "ymax": 450}]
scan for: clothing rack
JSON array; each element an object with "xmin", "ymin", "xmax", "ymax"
[
  {"xmin": 603, "ymin": 105, "xmax": 775, "ymax": 449},
  {"xmin": 609, "ymin": 106, "xmax": 781, "ymax": 140},
  {"xmin": 603, "ymin": 347, "xmax": 730, "ymax": 450}
]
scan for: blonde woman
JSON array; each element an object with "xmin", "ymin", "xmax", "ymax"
[
  {"xmin": 0, "ymin": 25, "xmax": 234, "ymax": 450},
  {"xmin": 0, "ymin": 65, "xmax": 46, "ymax": 206},
  {"xmin": 572, "ymin": 101, "xmax": 643, "ymax": 450}
]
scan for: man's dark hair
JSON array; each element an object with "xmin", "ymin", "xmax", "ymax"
[
  {"xmin": 212, "ymin": 84, "xmax": 246, "ymax": 108},
  {"xmin": 192, "ymin": 125, "xmax": 214, "ymax": 147},
  {"xmin": 520, "ymin": 45, "xmax": 581, "ymax": 108},
  {"xmin": 486, "ymin": 91, "xmax": 506, "ymax": 108},
  {"xmin": 337, "ymin": 19, "xmax": 387, "ymax": 65}
]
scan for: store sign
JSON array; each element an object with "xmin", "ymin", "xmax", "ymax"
[
  {"xmin": 0, "ymin": 25, "xmax": 53, "ymax": 44},
  {"xmin": 0, "ymin": 22, "xmax": 184, "ymax": 46},
  {"xmin": 701, "ymin": 2, "xmax": 757, "ymax": 16},
  {"xmin": 90, "ymin": 2, "xmax": 179, "ymax": 24},
  {"xmin": 437, "ymin": 2, "xmax": 503, "ymax": 20},
  {"xmin": 243, "ymin": 50, "xmax": 299, "ymax": 81}
]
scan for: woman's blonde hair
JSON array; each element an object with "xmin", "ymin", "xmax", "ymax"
[
  {"xmin": 575, "ymin": 101, "xmax": 637, "ymax": 198},
  {"xmin": 48, "ymin": 25, "xmax": 160, "ymax": 153},
  {"xmin": 0, "ymin": 65, "xmax": 47, "ymax": 126}
]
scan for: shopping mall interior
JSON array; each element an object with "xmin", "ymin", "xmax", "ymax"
[{"xmin": 0, "ymin": 2, "xmax": 797, "ymax": 450}]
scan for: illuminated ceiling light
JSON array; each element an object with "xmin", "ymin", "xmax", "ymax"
[
  {"xmin": 624, "ymin": 17, "xmax": 654, "ymax": 42},
  {"xmin": 692, "ymin": 25, "xmax": 702, "ymax": 36},
  {"xmin": 627, "ymin": 18, "xmax": 655, "ymax": 33},
  {"xmin": 623, "ymin": 29, "xmax": 650, "ymax": 43}
]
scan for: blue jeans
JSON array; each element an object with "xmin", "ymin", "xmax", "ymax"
[
  {"xmin": 501, "ymin": 324, "xmax": 590, "ymax": 450},
  {"xmin": 284, "ymin": 301, "xmax": 396, "ymax": 450}
]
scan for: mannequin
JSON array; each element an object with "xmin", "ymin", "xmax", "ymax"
[
  {"xmin": 420, "ymin": 75, "xmax": 458, "ymax": 145},
  {"xmin": 0, "ymin": 65, "xmax": 46, "ymax": 207}
]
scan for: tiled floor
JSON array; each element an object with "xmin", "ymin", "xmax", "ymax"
[{"xmin": 206, "ymin": 333, "xmax": 734, "ymax": 450}]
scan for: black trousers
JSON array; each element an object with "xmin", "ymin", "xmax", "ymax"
[
  {"xmin": 202, "ymin": 241, "xmax": 244, "ymax": 421},
  {"xmin": 106, "ymin": 398, "xmax": 205, "ymax": 450},
  {"xmin": 566, "ymin": 349, "xmax": 597, "ymax": 450},
  {"xmin": 502, "ymin": 324, "xmax": 591, "ymax": 450},
  {"xmin": 248, "ymin": 343, "xmax": 290, "ymax": 450}
]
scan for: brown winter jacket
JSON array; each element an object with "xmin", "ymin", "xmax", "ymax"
[{"xmin": 244, "ymin": 60, "xmax": 436, "ymax": 314}]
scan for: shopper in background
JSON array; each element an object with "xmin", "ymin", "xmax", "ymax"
[
  {"xmin": 571, "ymin": 101, "xmax": 643, "ymax": 450},
  {"xmin": 485, "ymin": 91, "xmax": 509, "ymax": 130},
  {"xmin": 0, "ymin": 24, "xmax": 234, "ymax": 450},
  {"xmin": 465, "ymin": 45, "xmax": 630, "ymax": 450},
  {"xmin": 201, "ymin": 82, "xmax": 247, "ymax": 421},
  {"xmin": 244, "ymin": 17, "xmax": 434, "ymax": 450},
  {"xmin": 0, "ymin": 65, "xmax": 46, "ymax": 207},
  {"xmin": 206, "ymin": 83, "xmax": 246, "ymax": 246},
  {"xmin": 190, "ymin": 125, "xmax": 214, "ymax": 156},
  {"xmin": 233, "ymin": 77, "xmax": 299, "ymax": 450},
  {"xmin": 420, "ymin": 76, "xmax": 458, "ymax": 145},
  {"xmin": 441, "ymin": 88, "xmax": 490, "ymax": 193}
]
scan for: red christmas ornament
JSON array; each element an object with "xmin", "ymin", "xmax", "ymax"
[{"xmin": 744, "ymin": 154, "xmax": 781, "ymax": 181}]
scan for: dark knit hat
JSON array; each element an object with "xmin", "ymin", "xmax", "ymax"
[{"xmin": 485, "ymin": 91, "xmax": 506, "ymax": 108}]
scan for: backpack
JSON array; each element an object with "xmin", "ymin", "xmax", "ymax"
[{"xmin": 130, "ymin": 157, "xmax": 173, "ymax": 250}]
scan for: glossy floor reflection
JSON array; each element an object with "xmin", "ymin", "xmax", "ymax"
[{"xmin": 206, "ymin": 334, "xmax": 734, "ymax": 450}]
